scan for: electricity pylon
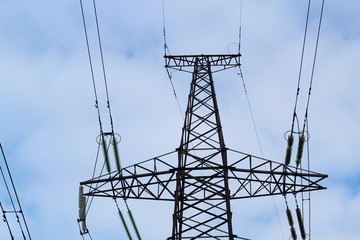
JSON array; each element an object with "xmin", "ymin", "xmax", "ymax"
[{"xmin": 80, "ymin": 54, "xmax": 327, "ymax": 239}]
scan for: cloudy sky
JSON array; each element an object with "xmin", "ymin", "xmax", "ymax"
[{"xmin": 0, "ymin": 0, "xmax": 359, "ymax": 239}]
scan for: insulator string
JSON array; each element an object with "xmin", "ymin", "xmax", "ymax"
[
  {"xmin": 297, "ymin": 2, "xmax": 324, "ymax": 237},
  {"xmin": 79, "ymin": 0, "xmax": 127, "ymax": 237},
  {"xmin": 283, "ymin": 0, "xmax": 312, "ymax": 169}
]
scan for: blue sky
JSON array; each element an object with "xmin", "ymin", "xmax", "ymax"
[{"xmin": 0, "ymin": 0, "xmax": 359, "ymax": 239}]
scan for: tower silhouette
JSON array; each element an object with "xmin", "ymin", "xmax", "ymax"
[{"xmin": 80, "ymin": 54, "xmax": 327, "ymax": 239}]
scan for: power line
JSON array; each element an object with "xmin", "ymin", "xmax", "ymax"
[
  {"xmin": 78, "ymin": 1, "xmax": 142, "ymax": 238},
  {"xmin": 0, "ymin": 143, "xmax": 32, "ymax": 240},
  {"xmin": 91, "ymin": 0, "xmax": 115, "ymax": 133},
  {"xmin": 79, "ymin": 0, "xmax": 103, "ymax": 133},
  {"xmin": 290, "ymin": 0, "xmax": 312, "ymax": 137},
  {"xmin": 301, "ymin": 0, "xmax": 325, "ymax": 135},
  {"xmin": 282, "ymin": 1, "xmax": 326, "ymax": 239}
]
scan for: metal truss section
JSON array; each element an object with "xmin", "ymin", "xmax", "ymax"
[
  {"xmin": 164, "ymin": 54, "xmax": 240, "ymax": 73},
  {"xmin": 81, "ymin": 151, "xmax": 178, "ymax": 200},
  {"xmin": 80, "ymin": 149, "xmax": 326, "ymax": 200}
]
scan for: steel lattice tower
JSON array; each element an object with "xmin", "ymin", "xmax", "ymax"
[{"xmin": 80, "ymin": 54, "xmax": 327, "ymax": 239}]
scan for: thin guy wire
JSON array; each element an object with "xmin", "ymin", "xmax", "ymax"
[
  {"xmin": 162, "ymin": 1, "xmax": 184, "ymax": 119},
  {"xmin": 85, "ymin": 135, "xmax": 102, "ymax": 216},
  {"xmin": 165, "ymin": 68, "xmax": 184, "ymax": 120},
  {"xmin": 238, "ymin": 66, "xmax": 285, "ymax": 240},
  {"xmin": 237, "ymin": 2, "xmax": 285, "ymax": 238},
  {"xmin": 238, "ymin": 67, "xmax": 263, "ymax": 157}
]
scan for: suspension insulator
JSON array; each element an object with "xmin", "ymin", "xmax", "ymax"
[
  {"xmin": 286, "ymin": 207, "xmax": 294, "ymax": 227},
  {"xmin": 296, "ymin": 207, "xmax": 306, "ymax": 240},
  {"xmin": 78, "ymin": 186, "xmax": 86, "ymax": 220},
  {"xmin": 78, "ymin": 186, "xmax": 84, "ymax": 209},
  {"xmin": 119, "ymin": 210, "xmax": 133, "ymax": 240},
  {"xmin": 113, "ymin": 137, "xmax": 122, "ymax": 172},
  {"xmin": 290, "ymin": 226, "xmax": 297, "ymax": 240},
  {"xmin": 102, "ymin": 138, "xmax": 111, "ymax": 173},
  {"xmin": 128, "ymin": 210, "xmax": 142, "ymax": 240},
  {"xmin": 81, "ymin": 219, "xmax": 87, "ymax": 233},
  {"xmin": 79, "ymin": 196, "xmax": 86, "ymax": 220},
  {"xmin": 296, "ymin": 135, "xmax": 305, "ymax": 167},
  {"xmin": 285, "ymin": 134, "xmax": 294, "ymax": 166}
]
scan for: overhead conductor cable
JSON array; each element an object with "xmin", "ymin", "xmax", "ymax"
[
  {"xmin": 79, "ymin": 0, "xmax": 142, "ymax": 238},
  {"xmin": 0, "ymin": 144, "xmax": 32, "ymax": 239},
  {"xmin": 284, "ymin": 0, "xmax": 312, "ymax": 167}
]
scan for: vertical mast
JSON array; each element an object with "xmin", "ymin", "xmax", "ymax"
[{"xmin": 170, "ymin": 55, "xmax": 235, "ymax": 239}]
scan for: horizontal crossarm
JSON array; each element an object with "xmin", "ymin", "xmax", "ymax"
[
  {"xmin": 80, "ymin": 149, "xmax": 327, "ymax": 201},
  {"xmin": 164, "ymin": 54, "xmax": 241, "ymax": 73},
  {"xmin": 226, "ymin": 149, "xmax": 327, "ymax": 199},
  {"xmin": 81, "ymin": 151, "xmax": 179, "ymax": 201}
]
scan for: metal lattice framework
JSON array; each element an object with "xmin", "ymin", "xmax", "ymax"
[{"xmin": 80, "ymin": 54, "xmax": 327, "ymax": 239}]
